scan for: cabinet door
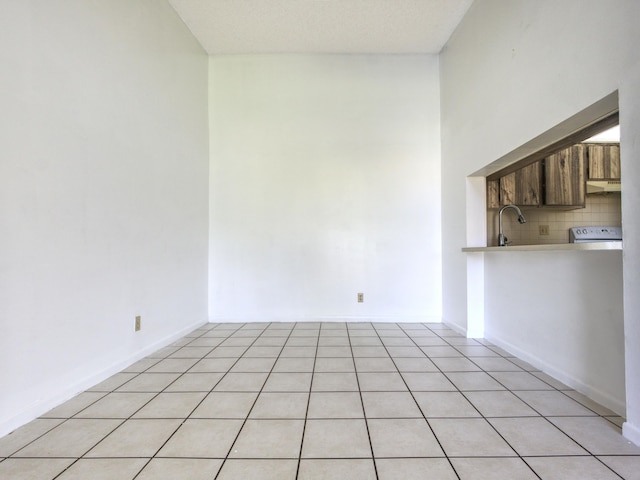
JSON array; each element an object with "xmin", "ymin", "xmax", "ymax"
[
  {"xmin": 544, "ymin": 145, "xmax": 585, "ymax": 206},
  {"xmin": 498, "ymin": 162, "xmax": 541, "ymax": 206},
  {"xmin": 499, "ymin": 173, "xmax": 516, "ymax": 206},
  {"xmin": 587, "ymin": 144, "xmax": 620, "ymax": 180},
  {"xmin": 487, "ymin": 179, "xmax": 500, "ymax": 209}
]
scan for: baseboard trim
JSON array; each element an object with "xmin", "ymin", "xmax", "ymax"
[
  {"xmin": 0, "ymin": 319, "xmax": 207, "ymax": 439},
  {"xmin": 208, "ymin": 315, "xmax": 442, "ymax": 324},
  {"xmin": 443, "ymin": 321, "xmax": 467, "ymax": 337},
  {"xmin": 485, "ymin": 333, "xmax": 626, "ymax": 417}
]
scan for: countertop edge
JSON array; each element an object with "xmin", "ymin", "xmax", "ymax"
[{"xmin": 462, "ymin": 242, "xmax": 623, "ymax": 253}]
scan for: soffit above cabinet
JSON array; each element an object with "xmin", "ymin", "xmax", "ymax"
[{"xmin": 582, "ymin": 125, "xmax": 620, "ymax": 143}]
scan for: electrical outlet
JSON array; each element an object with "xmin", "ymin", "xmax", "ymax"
[
  {"xmin": 539, "ymin": 225, "xmax": 550, "ymax": 236},
  {"xmin": 135, "ymin": 315, "xmax": 141, "ymax": 332},
  {"xmin": 357, "ymin": 293, "xmax": 364, "ymax": 303}
]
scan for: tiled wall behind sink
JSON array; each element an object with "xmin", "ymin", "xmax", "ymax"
[{"xmin": 487, "ymin": 194, "xmax": 622, "ymax": 246}]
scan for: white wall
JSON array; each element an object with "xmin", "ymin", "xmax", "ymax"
[
  {"xmin": 485, "ymin": 250, "xmax": 625, "ymax": 413},
  {"xmin": 440, "ymin": 0, "xmax": 640, "ymax": 443},
  {"xmin": 620, "ymin": 53, "xmax": 640, "ymax": 446},
  {"xmin": 0, "ymin": 0, "xmax": 209, "ymax": 436},
  {"xmin": 209, "ymin": 55, "xmax": 441, "ymax": 323}
]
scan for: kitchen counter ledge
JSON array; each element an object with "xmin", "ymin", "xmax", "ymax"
[{"xmin": 462, "ymin": 242, "xmax": 622, "ymax": 253}]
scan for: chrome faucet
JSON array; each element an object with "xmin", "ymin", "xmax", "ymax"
[{"xmin": 498, "ymin": 204, "xmax": 526, "ymax": 246}]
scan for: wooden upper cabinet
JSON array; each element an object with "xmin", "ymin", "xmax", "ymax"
[
  {"xmin": 587, "ymin": 143, "xmax": 620, "ymax": 180},
  {"xmin": 487, "ymin": 179, "xmax": 500, "ymax": 209},
  {"xmin": 485, "ymin": 115, "xmax": 619, "ymax": 210},
  {"xmin": 499, "ymin": 172, "xmax": 516, "ymax": 206},
  {"xmin": 544, "ymin": 145, "xmax": 585, "ymax": 207},
  {"xmin": 498, "ymin": 162, "xmax": 542, "ymax": 207}
]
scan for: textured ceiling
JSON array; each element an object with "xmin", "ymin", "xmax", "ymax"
[{"xmin": 167, "ymin": 0, "xmax": 474, "ymax": 54}]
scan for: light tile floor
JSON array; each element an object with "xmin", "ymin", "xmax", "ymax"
[{"xmin": 1, "ymin": 322, "xmax": 640, "ymax": 479}]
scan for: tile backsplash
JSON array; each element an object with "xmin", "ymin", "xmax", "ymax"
[{"xmin": 487, "ymin": 193, "xmax": 622, "ymax": 246}]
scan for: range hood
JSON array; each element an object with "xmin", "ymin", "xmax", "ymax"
[{"xmin": 586, "ymin": 180, "xmax": 621, "ymax": 194}]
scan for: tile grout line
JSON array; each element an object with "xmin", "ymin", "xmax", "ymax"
[
  {"xmin": 213, "ymin": 322, "xmax": 297, "ymax": 480},
  {"xmin": 128, "ymin": 322, "xmax": 249, "ymax": 480},
  {"xmin": 46, "ymin": 323, "xmax": 224, "ymax": 480},
  {"xmin": 377, "ymin": 323, "xmax": 463, "ymax": 480},
  {"xmin": 423, "ymin": 322, "xmax": 627, "ymax": 479},
  {"xmin": 8, "ymin": 333, "xmax": 195, "ymax": 462},
  {"xmin": 49, "ymin": 322, "xmax": 233, "ymax": 480},
  {"xmin": 412, "ymin": 323, "xmax": 604, "ymax": 478},
  {"xmin": 477, "ymin": 360, "xmax": 620, "ymax": 464},
  {"xmin": 416, "ymin": 323, "xmax": 545, "ymax": 479},
  {"xmin": 294, "ymin": 322, "xmax": 320, "ymax": 480},
  {"xmin": 347, "ymin": 321, "xmax": 382, "ymax": 480}
]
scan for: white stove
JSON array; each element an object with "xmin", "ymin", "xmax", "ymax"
[{"xmin": 569, "ymin": 226, "xmax": 622, "ymax": 243}]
